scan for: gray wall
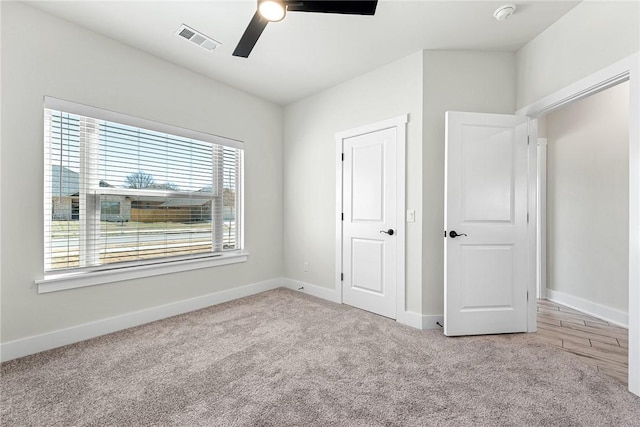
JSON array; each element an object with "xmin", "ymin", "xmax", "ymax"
[
  {"xmin": 546, "ymin": 82, "xmax": 629, "ymax": 312},
  {"xmin": 283, "ymin": 52, "xmax": 424, "ymax": 314},
  {"xmin": 283, "ymin": 50, "xmax": 517, "ymax": 317},
  {"xmin": 516, "ymin": 1, "xmax": 639, "ymax": 110},
  {"xmin": 0, "ymin": 2, "xmax": 283, "ymax": 342},
  {"xmin": 421, "ymin": 51, "xmax": 517, "ymax": 314}
]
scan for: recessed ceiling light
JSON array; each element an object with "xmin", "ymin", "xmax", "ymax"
[{"xmin": 493, "ymin": 4, "xmax": 516, "ymax": 22}]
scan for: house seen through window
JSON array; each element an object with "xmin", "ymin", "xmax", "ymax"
[{"xmin": 45, "ymin": 100, "xmax": 243, "ymax": 273}]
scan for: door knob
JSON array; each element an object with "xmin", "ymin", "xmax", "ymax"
[
  {"xmin": 449, "ymin": 230, "xmax": 467, "ymax": 238},
  {"xmin": 380, "ymin": 229, "xmax": 395, "ymax": 236}
]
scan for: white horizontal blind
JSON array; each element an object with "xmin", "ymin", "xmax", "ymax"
[{"xmin": 44, "ymin": 102, "xmax": 242, "ymax": 273}]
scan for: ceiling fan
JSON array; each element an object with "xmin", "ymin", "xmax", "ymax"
[{"xmin": 233, "ymin": 0, "xmax": 378, "ymax": 58}]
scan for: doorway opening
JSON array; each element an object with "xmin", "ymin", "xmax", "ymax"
[
  {"xmin": 518, "ymin": 52, "xmax": 639, "ymax": 395},
  {"xmin": 536, "ymin": 81, "xmax": 630, "ymax": 385}
]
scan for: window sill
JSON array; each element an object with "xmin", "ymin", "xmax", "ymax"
[{"xmin": 35, "ymin": 251, "xmax": 249, "ymax": 294}]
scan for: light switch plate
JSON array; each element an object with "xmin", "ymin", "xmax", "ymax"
[{"xmin": 406, "ymin": 209, "xmax": 415, "ymax": 222}]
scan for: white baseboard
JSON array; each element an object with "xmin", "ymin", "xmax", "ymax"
[
  {"xmin": 396, "ymin": 312, "xmax": 443, "ymax": 330},
  {"xmin": 0, "ymin": 278, "xmax": 283, "ymax": 362},
  {"xmin": 422, "ymin": 314, "xmax": 445, "ymax": 331},
  {"xmin": 545, "ymin": 288, "xmax": 629, "ymax": 328},
  {"xmin": 281, "ymin": 278, "xmax": 341, "ymax": 303},
  {"xmin": 396, "ymin": 311, "xmax": 423, "ymax": 329}
]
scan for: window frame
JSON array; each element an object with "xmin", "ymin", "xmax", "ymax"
[
  {"xmin": 100, "ymin": 201, "xmax": 121, "ymax": 217},
  {"xmin": 38, "ymin": 97, "xmax": 247, "ymax": 293}
]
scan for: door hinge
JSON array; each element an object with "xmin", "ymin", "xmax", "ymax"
[
  {"xmin": 341, "ymin": 153, "xmax": 344, "ymax": 161},
  {"xmin": 527, "ymin": 290, "xmax": 529, "ymax": 301},
  {"xmin": 341, "ymin": 273, "xmax": 344, "ymax": 281},
  {"xmin": 527, "ymin": 212, "xmax": 529, "ymax": 224},
  {"xmin": 341, "ymin": 213, "xmax": 344, "ymax": 221},
  {"xmin": 527, "ymin": 135, "xmax": 530, "ymax": 146},
  {"xmin": 444, "ymin": 230, "xmax": 447, "ymax": 238}
]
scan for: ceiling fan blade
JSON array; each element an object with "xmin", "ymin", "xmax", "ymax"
[
  {"xmin": 286, "ymin": 0, "xmax": 378, "ymax": 15},
  {"xmin": 233, "ymin": 12, "xmax": 269, "ymax": 58}
]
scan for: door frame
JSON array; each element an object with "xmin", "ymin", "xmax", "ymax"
[
  {"xmin": 536, "ymin": 138, "xmax": 548, "ymax": 300},
  {"xmin": 335, "ymin": 114, "xmax": 408, "ymax": 321},
  {"xmin": 517, "ymin": 52, "xmax": 640, "ymax": 396}
]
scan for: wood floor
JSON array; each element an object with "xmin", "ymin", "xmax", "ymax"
[{"xmin": 535, "ymin": 299, "xmax": 628, "ymax": 385}]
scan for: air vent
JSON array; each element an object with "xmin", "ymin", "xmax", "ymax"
[{"xmin": 175, "ymin": 24, "xmax": 221, "ymax": 52}]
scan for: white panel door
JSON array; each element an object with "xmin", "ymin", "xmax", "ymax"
[
  {"xmin": 444, "ymin": 111, "xmax": 529, "ymax": 336},
  {"xmin": 342, "ymin": 127, "xmax": 397, "ymax": 319}
]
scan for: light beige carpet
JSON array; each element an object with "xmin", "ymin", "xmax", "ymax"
[{"xmin": 2, "ymin": 288, "xmax": 639, "ymax": 426}]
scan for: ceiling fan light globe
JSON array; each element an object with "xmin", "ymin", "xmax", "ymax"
[{"xmin": 259, "ymin": 1, "xmax": 286, "ymax": 22}]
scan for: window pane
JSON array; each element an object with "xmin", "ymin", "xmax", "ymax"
[
  {"xmin": 97, "ymin": 194, "xmax": 213, "ymax": 265},
  {"xmin": 44, "ymin": 106, "xmax": 242, "ymax": 273},
  {"xmin": 46, "ymin": 111, "xmax": 81, "ymax": 270}
]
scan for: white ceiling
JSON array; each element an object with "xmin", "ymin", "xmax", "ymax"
[{"xmin": 26, "ymin": 0, "xmax": 580, "ymax": 105}]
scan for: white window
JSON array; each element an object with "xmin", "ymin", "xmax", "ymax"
[{"xmin": 43, "ymin": 97, "xmax": 244, "ymax": 282}]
